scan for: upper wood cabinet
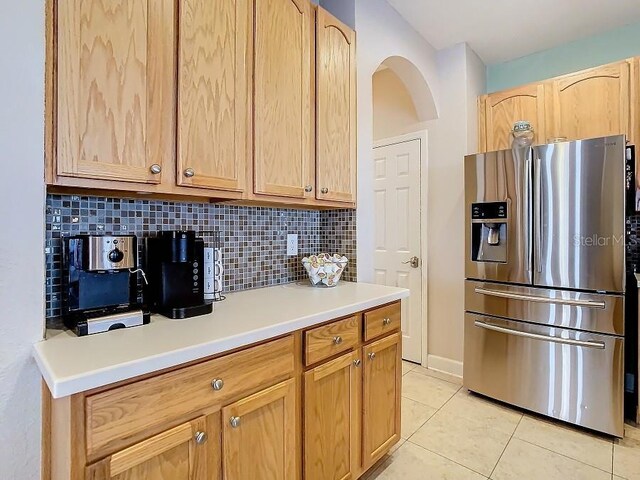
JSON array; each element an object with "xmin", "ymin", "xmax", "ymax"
[
  {"xmin": 56, "ymin": 0, "xmax": 175, "ymax": 184},
  {"xmin": 222, "ymin": 379, "xmax": 297, "ymax": 479},
  {"xmin": 304, "ymin": 350, "xmax": 360, "ymax": 480},
  {"xmin": 86, "ymin": 417, "xmax": 209, "ymax": 480},
  {"xmin": 253, "ymin": 0, "xmax": 314, "ymax": 199},
  {"xmin": 315, "ymin": 8, "xmax": 357, "ymax": 203},
  {"xmin": 545, "ymin": 61, "xmax": 631, "ymax": 142},
  {"xmin": 362, "ymin": 332, "xmax": 401, "ymax": 470},
  {"xmin": 479, "ymin": 84, "xmax": 546, "ymax": 152},
  {"xmin": 176, "ymin": 0, "xmax": 250, "ymax": 192}
]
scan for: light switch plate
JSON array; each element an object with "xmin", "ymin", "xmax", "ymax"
[{"xmin": 287, "ymin": 233, "xmax": 298, "ymax": 256}]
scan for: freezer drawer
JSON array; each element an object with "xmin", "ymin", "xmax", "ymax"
[
  {"xmin": 463, "ymin": 313, "xmax": 624, "ymax": 437},
  {"xmin": 465, "ymin": 280, "xmax": 624, "ymax": 336}
]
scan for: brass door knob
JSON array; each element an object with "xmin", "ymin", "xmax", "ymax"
[
  {"xmin": 194, "ymin": 431, "xmax": 208, "ymax": 445},
  {"xmin": 353, "ymin": 359, "xmax": 362, "ymax": 367},
  {"xmin": 383, "ymin": 318, "xmax": 392, "ymax": 326},
  {"xmin": 211, "ymin": 378, "xmax": 224, "ymax": 391},
  {"xmin": 230, "ymin": 416, "xmax": 241, "ymax": 428},
  {"xmin": 368, "ymin": 352, "xmax": 376, "ymax": 360},
  {"xmin": 333, "ymin": 336, "xmax": 343, "ymax": 345}
]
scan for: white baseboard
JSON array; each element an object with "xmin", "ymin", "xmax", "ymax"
[{"xmin": 427, "ymin": 354, "xmax": 463, "ymax": 379}]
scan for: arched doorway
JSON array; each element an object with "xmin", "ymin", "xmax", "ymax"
[{"xmin": 372, "ymin": 56, "xmax": 436, "ymax": 364}]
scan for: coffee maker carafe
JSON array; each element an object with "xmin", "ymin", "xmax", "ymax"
[
  {"xmin": 63, "ymin": 235, "xmax": 147, "ymax": 335},
  {"xmin": 144, "ymin": 231, "xmax": 213, "ymax": 319}
]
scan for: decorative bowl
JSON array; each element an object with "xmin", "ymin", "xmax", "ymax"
[{"xmin": 302, "ymin": 253, "xmax": 348, "ymax": 287}]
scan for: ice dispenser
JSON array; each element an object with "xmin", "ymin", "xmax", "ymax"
[{"xmin": 471, "ymin": 202, "xmax": 508, "ymax": 263}]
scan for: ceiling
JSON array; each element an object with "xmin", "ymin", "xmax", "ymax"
[{"xmin": 386, "ymin": 0, "xmax": 640, "ymax": 65}]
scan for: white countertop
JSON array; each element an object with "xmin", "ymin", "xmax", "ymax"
[{"xmin": 34, "ymin": 282, "xmax": 409, "ymax": 398}]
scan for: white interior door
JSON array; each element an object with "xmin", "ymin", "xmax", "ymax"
[{"xmin": 373, "ymin": 138, "xmax": 423, "ymax": 363}]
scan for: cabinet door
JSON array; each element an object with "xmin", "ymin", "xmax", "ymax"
[
  {"xmin": 362, "ymin": 332, "xmax": 402, "ymax": 469},
  {"xmin": 316, "ymin": 8, "xmax": 357, "ymax": 203},
  {"xmin": 222, "ymin": 379, "xmax": 297, "ymax": 480},
  {"xmin": 546, "ymin": 61, "xmax": 630, "ymax": 142},
  {"xmin": 85, "ymin": 417, "xmax": 209, "ymax": 480},
  {"xmin": 177, "ymin": 0, "xmax": 250, "ymax": 192},
  {"xmin": 481, "ymin": 83, "xmax": 546, "ymax": 152},
  {"xmin": 254, "ymin": 0, "xmax": 314, "ymax": 199},
  {"xmin": 304, "ymin": 351, "xmax": 360, "ymax": 480},
  {"xmin": 57, "ymin": 0, "xmax": 175, "ymax": 183}
]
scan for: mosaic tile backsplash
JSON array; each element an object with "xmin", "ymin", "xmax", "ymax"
[{"xmin": 45, "ymin": 194, "xmax": 357, "ymax": 322}]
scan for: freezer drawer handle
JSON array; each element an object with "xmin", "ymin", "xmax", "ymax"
[
  {"xmin": 474, "ymin": 320, "xmax": 605, "ymax": 349},
  {"xmin": 474, "ymin": 287, "xmax": 606, "ymax": 309}
]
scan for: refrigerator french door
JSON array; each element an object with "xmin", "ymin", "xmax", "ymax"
[{"xmin": 464, "ymin": 135, "xmax": 629, "ymax": 437}]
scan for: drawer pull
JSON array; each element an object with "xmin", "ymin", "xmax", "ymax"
[
  {"xmin": 211, "ymin": 378, "xmax": 224, "ymax": 391},
  {"xmin": 383, "ymin": 318, "xmax": 392, "ymax": 326},
  {"xmin": 230, "ymin": 416, "xmax": 241, "ymax": 428},
  {"xmin": 353, "ymin": 359, "xmax": 361, "ymax": 367},
  {"xmin": 368, "ymin": 352, "xmax": 376, "ymax": 360},
  {"xmin": 194, "ymin": 431, "xmax": 208, "ymax": 445},
  {"xmin": 474, "ymin": 287, "xmax": 606, "ymax": 309},
  {"xmin": 333, "ymin": 336, "xmax": 343, "ymax": 345}
]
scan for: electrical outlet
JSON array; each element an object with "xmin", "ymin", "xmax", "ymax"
[{"xmin": 287, "ymin": 233, "xmax": 298, "ymax": 256}]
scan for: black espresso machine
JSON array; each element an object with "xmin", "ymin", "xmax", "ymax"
[
  {"xmin": 144, "ymin": 231, "xmax": 213, "ymax": 319},
  {"xmin": 62, "ymin": 235, "xmax": 149, "ymax": 335}
]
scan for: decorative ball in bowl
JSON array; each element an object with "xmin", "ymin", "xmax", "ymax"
[{"xmin": 302, "ymin": 253, "xmax": 348, "ymax": 287}]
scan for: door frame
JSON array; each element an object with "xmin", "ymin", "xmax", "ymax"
[{"xmin": 372, "ymin": 130, "xmax": 429, "ymax": 367}]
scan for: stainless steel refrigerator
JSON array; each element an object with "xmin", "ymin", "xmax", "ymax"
[{"xmin": 464, "ymin": 135, "xmax": 634, "ymax": 437}]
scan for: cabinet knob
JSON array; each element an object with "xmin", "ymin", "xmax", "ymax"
[
  {"xmin": 333, "ymin": 336, "xmax": 343, "ymax": 345},
  {"xmin": 383, "ymin": 318, "xmax": 392, "ymax": 326},
  {"xmin": 194, "ymin": 431, "xmax": 208, "ymax": 445},
  {"xmin": 230, "ymin": 416, "xmax": 241, "ymax": 428},
  {"xmin": 149, "ymin": 164, "xmax": 162, "ymax": 174},
  {"xmin": 304, "ymin": 185, "xmax": 313, "ymax": 193},
  {"xmin": 211, "ymin": 378, "xmax": 224, "ymax": 391},
  {"xmin": 353, "ymin": 359, "xmax": 361, "ymax": 368},
  {"xmin": 184, "ymin": 168, "xmax": 195, "ymax": 178},
  {"xmin": 368, "ymin": 352, "xmax": 376, "ymax": 361},
  {"xmin": 321, "ymin": 187, "xmax": 329, "ymax": 194}
]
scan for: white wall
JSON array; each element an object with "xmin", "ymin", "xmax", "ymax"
[
  {"xmin": 372, "ymin": 68, "xmax": 423, "ymax": 141},
  {"xmin": 0, "ymin": 2, "xmax": 46, "ymax": 479}
]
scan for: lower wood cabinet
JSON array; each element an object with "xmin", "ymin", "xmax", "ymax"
[
  {"xmin": 222, "ymin": 379, "xmax": 297, "ymax": 480},
  {"xmin": 85, "ymin": 417, "xmax": 210, "ymax": 480},
  {"xmin": 362, "ymin": 332, "xmax": 402, "ymax": 469},
  {"xmin": 304, "ymin": 350, "xmax": 360, "ymax": 480}
]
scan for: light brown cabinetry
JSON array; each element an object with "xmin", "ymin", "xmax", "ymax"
[
  {"xmin": 56, "ymin": 0, "xmax": 175, "ymax": 184},
  {"xmin": 304, "ymin": 351, "xmax": 360, "ymax": 480},
  {"xmin": 362, "ymin": 332, "xmax": 402, "ymax": 469},
  {"xmin": 176, "ymin": 0, "xmax": 251, "ymax": 192},
  {"xmin": 315, "ymin": 8, "xmax": 357, "ymax": 203},
  {"xmin": 222, "ymin": 379, "xmax": 297, "ymax": 480},
  {"xmin": 253, "ymin": 0, "xmax": 314, "ymax": 199},
  {"xmin": 478, "ymin": 84, "xmax": 546, "ymax": 152},
  {"xmin": 46, "ymin": 303, "xmax": 402, "ymax": 480},
  {"xmin": 478, "ymin": 59, "xmax": 638, "ymax": 153}
]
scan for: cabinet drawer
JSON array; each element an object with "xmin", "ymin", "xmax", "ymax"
[
  {"xmin": 364, "ymin": 302, "xmax": 401, "ymax": 341},
  {"xmin": 85, "ymin": 335, "xmax": 294, "ymax": 457},
  {"xmin": 305, "ymin": 315, "xmax": 359, "ymax": 366}
]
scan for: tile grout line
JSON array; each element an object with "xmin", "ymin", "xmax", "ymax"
[
  {"xmin": 405, "ymin": 436, "xmax": 491, "ymax": 478},
  {"xmin": 488, "ymin": 413, "xmax": 524, "ymax": 479}
]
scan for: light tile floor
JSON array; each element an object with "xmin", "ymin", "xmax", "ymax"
[{"xmin": 363, "ymin": 360, "xmax": 640, "ymax": 480}]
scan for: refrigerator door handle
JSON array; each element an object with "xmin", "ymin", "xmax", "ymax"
[
  {"xmin": 534, "ymin": 156, "xmax": 542, "ymax": 273},
  {"xmin": 474, "ymin": 320, "xmax": 606, "ymax": 349},
  {"xmin": 525, "ymin": 156, "xmax": 533, "ymax": 275},
  {"xmin": 474, "ymin": 287, "xmax": 606, "ymax": 309}
]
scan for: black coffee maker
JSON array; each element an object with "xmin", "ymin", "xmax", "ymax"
[
  {"xmin": 63, "ymin": 235, "xmax": 148, "ymax": 335},
  {"xmin": 144, "ymin": 231, "xmax": 213, "ymax": 319}
]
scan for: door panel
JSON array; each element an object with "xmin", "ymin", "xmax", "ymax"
[
  {"xmin": 362, "ymin": 333, "xmax": 401, "ymax": 469},
  {"xmin": 465, "ymin": 280, "xmax": 624, "ymax": 336},
  {"xmin": 483, "ymin": 84, "xmax": 546, "ymax": 152},
  {"xmin": 546, "ymin": 61, "xmax": 630, "ymax": 142},
  {"xmin": 316, "ymin": 8, "xmax": 356, "ymax": 203},
  {"xmin": 222, "ymin": 379, "xmax": 296, "ymax": 480},
  {"xmin": 57, "ymin": 0, "xmax": 175, "ymax": 183},
  {"xmin": 534, "ymin": 136, "xmax": 625, "ymax": 292},
  {"xmin": 464, "ymin": 313, "xmax": 624, "ymax": 437},
  {"xmin": 177, "ymin": 0, "xmax": 249, "ymax": 191},
  {"xmin": 304, "ymin": 351, "xmax": 360, "ymax": 480},
  {"xmin": 373, "ymin": 139, "xmax": 422, "ymax": 362},
  {"xmin": 464, "ymin": 147, "xmax": 532, "ymax": 284},
  {"xmin": 85, "ymin": 417, "xmax": 208, "ymax": 479},
  {"xmin": 254, "ymin": 0, "xmax": 313, "ymax": 199}
]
